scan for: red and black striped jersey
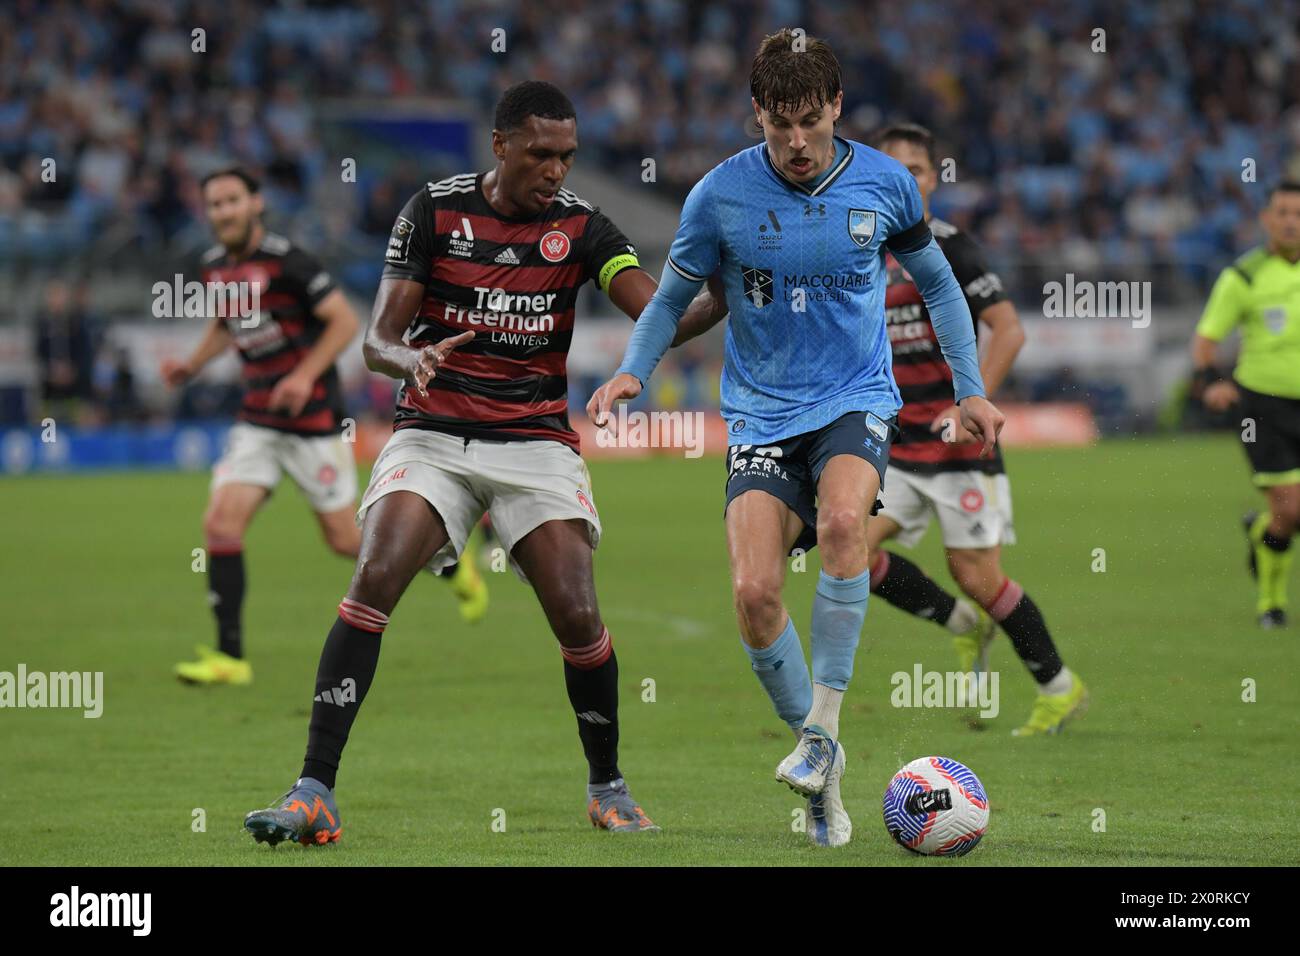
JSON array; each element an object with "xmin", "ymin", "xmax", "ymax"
[
  {"xmin": 885, "ymin": 218, "xmax": 1007, "ymax": 475},
  {"xmin": 199, "ymin": 233, "xmax": 344, "ymax": 435},
  {"xmin": 380, "ymin": 172, "xmax": 641, "ymax": 451}
]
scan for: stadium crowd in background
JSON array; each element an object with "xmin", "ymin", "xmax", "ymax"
[{"xmin": 3, "ymin": 0, "xmax": 1298, "ymax": 298}]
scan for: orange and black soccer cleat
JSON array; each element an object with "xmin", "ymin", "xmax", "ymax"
[
  {"xmin": 587, "ymin": 779, "xmax": 660, "ymax": 833},
  {"xmin": 244, "ymin": 777, "xmax": 342, "ymax": 847}
]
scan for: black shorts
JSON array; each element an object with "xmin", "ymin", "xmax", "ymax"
[
  {"xmin": 724, "ymin": 410, "xmax": 898, "ymax": 553},
  {"xmin": 1238, "ymin": 386, "xmax": 1300, "ymax": 487}
]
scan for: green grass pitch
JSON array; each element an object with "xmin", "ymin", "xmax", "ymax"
[{"xmin": 1, "ymin": 433, "xmax": 1296, "ymax": 866}]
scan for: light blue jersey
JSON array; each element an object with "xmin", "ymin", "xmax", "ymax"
[{"xmin": 618, "ymin": 136, "xmax": 984, "ymax": 446}]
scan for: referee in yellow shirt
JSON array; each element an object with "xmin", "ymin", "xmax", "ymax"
[{"xmin": 1192, "ymin": 180, "xmax": 1300, "ymax": 628}]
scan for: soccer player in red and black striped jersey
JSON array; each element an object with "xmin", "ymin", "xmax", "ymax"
[
  {"xmin": 162, "ymin": 167, "xmax": 367, "ymax": 687},
  {"xmin": 244, "ymin": 81, "xmax": 726, "ymax": 845},
  {"xmin": 865, "ymin": 124, "xmax": 1087, "ymax": 736}
]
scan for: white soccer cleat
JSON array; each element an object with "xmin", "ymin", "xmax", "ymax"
[
  {"xmin": 807, "ymin": 743, "xmax": 850, "ymax": 847},
  {"xmin": 776, "ymin": 727, "xmax": 840, "ymax": 796}
]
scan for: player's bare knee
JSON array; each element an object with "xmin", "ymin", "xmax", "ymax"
[
  {"xmin": 733, "ymin": 576, "xmax": 783, "ymax": 634},
  {"xmin": 202, "ymin": 510, "xmax": 245, "ymax": 547},
  {"xmin": 349, "ymin": 556, "xmax": 404, "ymax": 614},
  {"xmin": 818, "ymin": 507, "xmax": 867, "ymax": 573},
  {"xmin": 1271, "ymin": 502, "xmax": 1300, "ymax": 533},
  {"xmin": 552, "ymin": 601, "xmax": 602, "ymax": 648}
]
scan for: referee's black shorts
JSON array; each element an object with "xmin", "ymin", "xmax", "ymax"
[{"xmin": 1238, "ymin": 384, "xmax": 1300, "ymax": 487}]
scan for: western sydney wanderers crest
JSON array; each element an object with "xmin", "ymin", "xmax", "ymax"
[
  {"xmin": 540, "ymin": 229, "xmax": 571, "ymax": 262},
  {"xmin": 848, "ymin": 209, "xmax": 876, "ymax": 247}
]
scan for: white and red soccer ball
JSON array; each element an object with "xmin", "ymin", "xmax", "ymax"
[{"xmin": 882, "ymin": 756, "xmax": 989, "ymax": 856}]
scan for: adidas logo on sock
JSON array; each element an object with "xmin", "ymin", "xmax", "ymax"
[
  {"xmin": 576, "ymin": 710, "xmax": 611, "ymax": 725},
  {"xmin": 314, "ymin": 678, "xmax": 357, "ymax": 706},
  {"xmin": 494, "ymin": 246, "xmax": 520, "ymax": 265}
]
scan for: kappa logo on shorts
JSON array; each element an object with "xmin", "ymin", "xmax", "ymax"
[
  {"xmin": 865, "ymin": 413, "xmax": 890, "ymax": 442},
  {"xmin": 960, "ymin": 488, "xmax": 984, "ymax": 512},
  {"xmin": 576, "ymin": 489, "xmax": 597, "ymax": 518}
]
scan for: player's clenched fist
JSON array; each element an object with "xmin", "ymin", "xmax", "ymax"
[
  {"xmin": 407, "ymin": 331, "xmax": 475, "ymax": 396},
  {"xmin": 958, "ymin": 395, "xmax": 1006, "ymax": 459},
  {"xmin": 587, "ymin": 372, "xmax": 643, "ymax": 435},
  {"xmin": 1202, "ymin": 380, "xmax": 1240, "ymax": 412}
]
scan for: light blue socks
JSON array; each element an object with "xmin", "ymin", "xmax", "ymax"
[{"xmin": 742, "ymin": 617, "xmax": 812, "ymax": 731}]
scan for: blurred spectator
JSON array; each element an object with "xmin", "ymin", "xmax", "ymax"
[
  {"xmin": 34, "ymin": 277, "xmax": 97, "ymax": 421},
  {"xmin": 93, "ymin": 345, "xmax": 147, "ymax": 423},
  {"xmin": 0, "ymin": 0, "xmax": 1295, "ymax": 305}
]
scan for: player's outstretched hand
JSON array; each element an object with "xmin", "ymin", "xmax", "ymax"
[
  {"xmin": 1202, "ymin": 380, "xmax": 1240, "ymax": 412},
  {"xmin": 159, "ymin": 358, "xmax": 191, "ymax": 387},
  {"xmin": 586, "ymin": 372, "xmax": 643, "ymax": 435},
  {"xmin": 409, "ymin": 331, "xmax": 475, "ymax": 396},
  {"xmin": 958, "ymin": 395, "xmax": 1005, "ymax": 459}
]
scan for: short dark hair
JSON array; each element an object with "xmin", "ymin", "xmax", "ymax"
[
  {"xmin": 1268, "ymin": 179, "xmax": 1300, "ymax": 199},
  {"xmin": 750, "ymin": 29, "xmax": 842, "ymax": 116},
  {"xmin": 869, "ymin": 122, "xmax": 938, "ymax": 168},
  {"xmin": 200, "ymin": 166, "xmax": 260, "ymax": 194},
  {"xmin": 493, "ymin": 81, "xmax": 576, "ymax": 133}
]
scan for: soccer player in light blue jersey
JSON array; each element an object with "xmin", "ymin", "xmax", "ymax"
[{"xmin": 589, "ymin": 30, "xmax": 1004, "ymax": 847}]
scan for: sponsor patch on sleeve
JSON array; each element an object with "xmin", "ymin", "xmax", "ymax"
[{"xmin": 386, "ymin": 216, "xmax": 415, "ymax": 265}]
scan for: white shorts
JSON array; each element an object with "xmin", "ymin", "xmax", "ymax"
[
  {"xmin": 877, "ymin": 469, "xmax": 1015, "ymax": 550},
  {"xmin": 357, "ymin": 427, "xmax": 601, "ymax": 581},
  {"xmin": 211, "ymin": 422, "xmax": 358, "ymax": 514}
]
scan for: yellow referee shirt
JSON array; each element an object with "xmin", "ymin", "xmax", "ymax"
[{"xmin": 1197, "ymin": 246, "xmax": 1300, "ymax": 399}]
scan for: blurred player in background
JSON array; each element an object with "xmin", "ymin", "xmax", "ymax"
[
  {"xmin": 1192, "ymin": 180, "xmax": 1300, "ymax": 628},
  {"xmin": 865, "ymin": 124, "xmax": 1088, "ymax": 735},
  {"xmin": 162, "ymin": 168, "xmax": 489, "ymax": 686},
  {"xmin": 244, "ymin": 82, "xmax": 726, "ymax": 845},
  {"xmin": 590, "ymin": 32, "xmax": 1003, "ymax": 846}
]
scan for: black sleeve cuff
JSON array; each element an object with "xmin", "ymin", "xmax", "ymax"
[{"xmin": 885, "ymin": 218, "xmax": 932, "ymax": 255}]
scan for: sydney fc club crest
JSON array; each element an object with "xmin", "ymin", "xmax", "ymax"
[
  {"xmin": 848, "ymin": 209, "xmax": 876, "ymax": 247},
  {"xmin": 741, "ymin": 266, "xmax": 773, "ymax": 308},
  {"xmin": 865, "ymin": 412, "xmax": 890, "ymax": 442}
]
